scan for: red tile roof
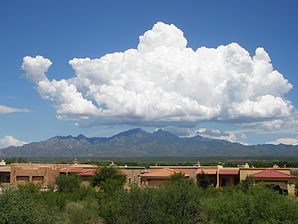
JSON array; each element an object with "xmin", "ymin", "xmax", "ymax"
[
  {"xmin": 78, "ymin": 170, "xmax": 96, "ymax": 176},
  {"xmin": 250, "ymin": 169, "xmax": 294, "ymax": 179},
  {"xmin": 219, "ymin": 169, "xmax": 239, "ymax": 175}
]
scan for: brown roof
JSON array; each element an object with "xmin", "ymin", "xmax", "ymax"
[
  {"xmin": 196, "ymin": 169, "xmax": 217, "ymax": 175},
  {"xmin": 250, "ymin": 169, "xmax": 294, "ymax": 179},
  {"xmin": 219, "ymin": 169, "xmax": 239, "ymax": 175}
]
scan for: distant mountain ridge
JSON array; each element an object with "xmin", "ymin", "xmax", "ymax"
[{"xmin": 1, "ymin": 128, "xmax": 298, "ymax": 158}]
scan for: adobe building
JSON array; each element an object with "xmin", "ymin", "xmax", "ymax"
[
  {"xmin": 0, "ymin": 160, "xmax": 10, "ymax": 187},
  {"xmin": 10, "ymin": 163, "xmax": 69, "ymax": 187},
  {"xmin": 140, "ymin": 165, "xmax": 296, "ymax": 196},
  {"xmin": 9, "ymin": 160, "xmax": 98, "ymax": 188},
  {"xmin": 239, "ymin": 167, "xmax": 295, "ymax": 196},
  {"xmin": 0, "ymin": 160, "xmax": 296, "ymax": 196},
  {"xmin": 7, "ymin": 161, "xmax": 145, "ymax": 189},
  {"xmin": 62, "ymin": 165, "xmax": 146, "ymax": 188},
  {"xmin": 119, "ymin": 166, "xmax": 146, "ymax": 187},
  {"xmin": 140, "ymin": 168, "xmax": 190, "ymax": 186},
  {"xmin": 140, "ymin": 165, "xmax": 239, "ymax": 188}
]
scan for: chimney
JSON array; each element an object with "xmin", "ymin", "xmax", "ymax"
[
  {"xmin": 0, "ymin": 160, "xmax": 5, "ymax": 166},
  {"xmin": 273, "ymin": 164, "xmax": 279, "ymax": 169}
]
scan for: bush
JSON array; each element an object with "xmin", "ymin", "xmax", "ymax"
[
  {"xmin": 0, "ymin": 184, "xmax": 57, "ymax": 224},
  {"xmin": 202, "ymin": 184, "xmax": 298, "ymax": 224},
  {"xmin": 197, "ymin": 172, "xmax": 211, "ymax": 189},
  {"xmin": 55, "ymin": 174, "xmax": 82, "ymax": 192},
  {"xmin": 60, "ymin": 199, "xmax": 102, "ymax": 224},
  {"xmin": 91, "ymin": 166, "xmax": 126, "ymax": 193},
  {"xmin": 97, "ymin": 177, "xmax": 203, "ymax": 224}
]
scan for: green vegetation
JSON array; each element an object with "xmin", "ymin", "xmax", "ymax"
[
  {"xmin": 55, "ymin": 174, "xmax": 82, "ymax": 192},
  {"xmin": 4, "ymin": 158, "xmax": 28, "ymax": 164},
  {"xmin": 197, "ymin": 172, "xmax": 211, "ymax": 188},
  {"xmin": 91, "ymin": 166, "xmax": 126, "ymax": 193},
  {"xmin": 5, "ymin": 157, "xmax": 298, "ymax": 169},
  {"xmin": 203, "ymin": 185, "xmax": 298, "ymax": 224},
  {"xmin": 1, "ymin": 170, "xmax": 298, "ymax": 223},
  {"xmin": 0, "ymin": 184, "xmax": 57, "ymax": 224}
]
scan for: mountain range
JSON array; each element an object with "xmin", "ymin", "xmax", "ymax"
[{"xmin": 1, "ymin": 128, "xmax": 298, "ymax": 158}]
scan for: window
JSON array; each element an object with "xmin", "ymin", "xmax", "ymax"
[
  {"xmin": 32, "ymin": 176, "xmax": 44, "ymax": 183},
  {"xmin": 16, "ymin": 176, "xmax": 29, "ymax": 183}
]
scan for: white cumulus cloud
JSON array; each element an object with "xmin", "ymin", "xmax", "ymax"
[
  {"xmin": 0, "ymin": 136, "xmax": 27, "ymax": 149},
  {"xmin": 22, "ymin": 22, "xmax": 294, "ymax": 127},
  {"xmin": 0, "ymin": 105, "xmax": 32, "ymax": 114},
  {"xmin": 238, "ymin": 111, "xmax": 298, "ymax": 135},
  {"xmin": 194, "ymin": 128, "xmax": 248, "ymax": 145},
  {"xmin": 266, "ymin": 137, "xmax": 298, "ymax": 146}
]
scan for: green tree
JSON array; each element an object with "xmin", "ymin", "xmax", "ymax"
[
  {"xmin": 151, "ymin": 178, "xmax": 203, "ymax": 224},
  {"xmin": 97, "ymin": 191, "xmax": 129, "ymax": 224},
  {"xmin": 237, "ymin": 176, "xmax": 255, "ymax": 192},
  {"xmin": 97, "ymin": 177, "xmax": 204, "ymax": 224},
  {"xmin": 170, "ymin": 172, "xmax": 186, "ymax": 182},
  {"xmin": 0, "ymin": 184, "xmax": 57, "ymax": 224},
  {"xmin": 55, "ymin": 174, "xmax": 82, "ymax": 192},
  {"xmin": 203, "ymin": 184, "xmax": 298, "ymax": 224},
  {"xmin": 90, "ymin": 166, "xmax": 126, "ymax": 193},
  {"xmin": 197, "ymin": 172, "xmax": 211, "ymax": 188},
  {"xmin": 60, "ymin": 199, "xmax": 102, "ymax": 224}
]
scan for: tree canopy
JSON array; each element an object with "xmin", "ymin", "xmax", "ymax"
[{"xmin": 90, "ymin": 166, "xmax": 126, "ymax": 193}]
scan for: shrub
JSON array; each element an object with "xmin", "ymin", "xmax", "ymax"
[
  {"xmin": 197, "ymin": 172, "xmax": 211, "ymax": 189},
  {"xmin": 91, "ymin": 166, "xmax": 126, "ymax": 193},
  {"xmin": 55, "ymin": 174, "xmax": 82, "ymax": 192},
  {"xmin": 0, "ymin": 184, "xmax": 57, "ymax": 224}
]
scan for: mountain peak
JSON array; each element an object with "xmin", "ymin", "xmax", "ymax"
[
  {"xmin": 2, "ymin": 128, "xmax": 298, "ymax": 158},
  {"xmin": 112, "ymin": 128, "xmax": 148, "ymax": 138},
  {"xmin": 76, "ymin": 134, "xmax": 87, "ymax": 140},
  {"xmin": 153, "ymin": 129, "xmax": 178, "ymax": 137}
]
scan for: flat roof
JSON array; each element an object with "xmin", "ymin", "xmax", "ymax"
[
  {"xmin": 0, "ymin": 166, "xmax": 11, "ymax": 172},
  {"xmin": 149, "ymin": 166, "xmax": 218, "ymax": 169}
]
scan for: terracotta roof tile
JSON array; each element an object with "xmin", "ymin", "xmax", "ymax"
[
  {"xmin": 250, "ymin": 169, "xmax": 294, "ymax": 179},
  {"xmin": 78, "ymin": 170, "xmax": 96, "ymax": 176}
]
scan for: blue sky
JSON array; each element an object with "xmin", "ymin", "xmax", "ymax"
[{"xmin": 0, "ymin": 0, "xmax": 298, "ymax": 147}]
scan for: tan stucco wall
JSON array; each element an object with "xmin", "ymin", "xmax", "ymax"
[
  {"xmin": 120, "ymin": 167, "xmax": 145, "ymax": 187},
  {"xmin": 10, "ymin": 163, "xmax": 70, "ymax": 187},
  {"xmin": 287, "ymin": 181, "xmax": 296, "ymax": 196},
  {"xmin": 142, "ymin": 178, "xmax": 169, "ymax": 187}
]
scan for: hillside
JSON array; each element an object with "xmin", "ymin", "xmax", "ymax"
[{"xmin": 1, "ymin": 128, "xmax": 298, "ymax": 157}]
